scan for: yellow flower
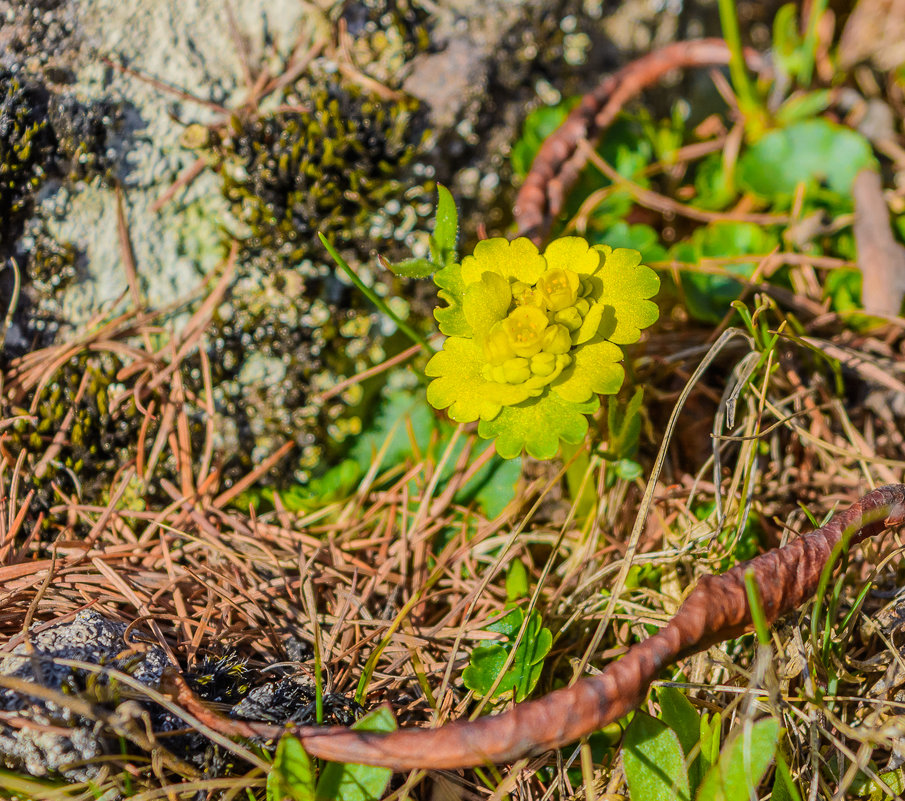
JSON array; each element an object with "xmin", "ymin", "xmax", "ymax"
[
  {"xmin": 426, "ymin": 235, "xmax": 659, "ymax": 457},
  {"xmin": 502, "ymin": 306, "xmax": 548, "ymax": 358},
  {"xmin": 538, "ymin": 268, "xmax": 580, "ymax": 311}
]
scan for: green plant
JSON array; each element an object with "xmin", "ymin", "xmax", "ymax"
[
  {"xmin": 623, "ymin": 688, "xmax": 780, "ymax": 801},
  {"xmin": 425, "ymin": 235, "xmax": 659, "ymax": 459},
  {"xmin": 375, "ymin": 187, "xmax": 660, "ymax": 460},
  {"xmin": 461, "ymin": 606, "xmax": 553, "ymax": 703},
  {"xmin": 266, "ymin": 706, "xmax": 396, "ymax": 801}
]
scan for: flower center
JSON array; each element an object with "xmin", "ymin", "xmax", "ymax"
[
  {"xmin": 502, "ymin": 306, "xmax": 548, "ymax": 358},
  {"xmin": 538, "ymin": 268, "xmax": 579, "ymax": 312}
]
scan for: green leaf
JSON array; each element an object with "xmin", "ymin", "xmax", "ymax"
[
  {"xmin": 774, "ymin": 90, "xmax": 831, "ymax": 126},
  {"xmin": 315, "ymin": 707, "xmax": 396, "ymax": 801},
  {"xmin": 430, "ymin": 185, "xmax": 459, "ymax": 268},
  {"xmin": 377, "ymin": 254, "xmax": 435, "ymax": 279},
  {"xmin": 869, "ymin": 768, "xmax": 905, "ymax": 801},
  {"xmin": 670, "ymin": 221, "xmax": 779, "ymax": 324},
  {"xmin": 505, "ymin": 559, "xmax": 529, "ymax": 601},
  {"xmin": 268, "ymin": 736, "xmax": 316, "ymax": 801},
  {"xmin": 511, "ymin": 102, "xmax": 573, "ymax": 177},
  {"xmin": 699, "ymin": 712, "xmax": 721, "ymax": 772},
  {"xmin": 772, "ymin": 3, "xmax": 803, "ymax": 79},
  {"xmin": 433, "ymin": 261, "xmax": 470, "ymax": 336},
  {"xmin": 462, "ymin": 608, "xmax": 553, "ymax": 702},
  {"xmin": 592, "ymin": 245, "xmax": 660, "ymax": 345},
  {"xmin": 695, "ymin": 718, "xmax": 779, "ymax": 801},
  {"xmin": 737, "ymin": 119, "xmax": 876, "ymax": 204},
  {"xmin": 658, "ymin": 686, "xmax": 703, "ymax": 793},
  {"xmin": 771, "ymin": 751, "xmax": 802, "ymax": 801},
  {"xmin": 478, "ymin": 393, "xmax": 600, "ymax": 460},
  {"xmin": 459, "ymin": 452, "xmax": 521, "ymax": 517},
  {"xmin": 614, "ymin": 458, "xmax": 642, "ymax": 481},
  {"xmin": 693, "ymin": 152, "xmax": 737, "ymax": 211},
  {"xmin": 606, "ymin": 387, "xmax": 644, "ymax": 460},
  {"xmin": 623, "ymin": 711, "xmax": 691, "ymax": 801}
]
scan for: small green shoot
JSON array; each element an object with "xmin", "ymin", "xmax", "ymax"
[
  {"xmin": 378, "ymin": 184, "xmax": 459, "ymax": 278},
  {"xmin": 267, "ymin": 736, "xmax": 316, "ymax": 801},
  {"xmin": 505, "ymin": 559, "xmax": 529, "ymax": 602},
  {"xmin": 462, "ymin": 607, "xmax": 553, "ymax": 702},
  {"xmin": 695, "ymin": 718, "xmax": 780, "ymax": 801},
  {"xmin": 743, "ymin": 568, "xmax": 771, "ymax": 647}
]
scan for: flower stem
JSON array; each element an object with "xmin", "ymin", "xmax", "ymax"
[{"xmin": 318, "ymin": 233, "xmax": 435, "ymax": 354}]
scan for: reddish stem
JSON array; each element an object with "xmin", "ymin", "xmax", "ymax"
[
  {"xmin": 162, "ymin": 485, "xmax": 905, "ymax": 770},
  {"xmin": 513, "ymin": 39, "xmax": 766, "ymax": 243}
]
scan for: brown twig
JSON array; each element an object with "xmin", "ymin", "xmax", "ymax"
[
  {"xmin": 160, "ymin": 485, "xmax": 905, "ymax": 770},
  {"xmin": 513, "ymin": 39, "xmax": 767, "ymax": 243}
]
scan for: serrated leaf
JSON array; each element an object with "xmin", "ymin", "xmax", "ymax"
[
  {"xmin": 592, "ymin": 246, "xmax": 660, "ymax": 344},
  {"xmin": 695, "ymin": 718, "xmax": 779, "ymax": 801},
  {"xmin": 377, "ymin": 254, "xmax": 435, "ymax": 278},
  {"xmin": 623, "ymin": 711, "xmax": 692, "ymax": 801},
  {"xmin": 433, "ymin": 262, "xmax": 470, "ymax": 336},
  {"xmin": 426, "ymin": 337, "xmax": 536, "ymax": 423},
  {"xmin": 478, "ymin": 393, "xmax": 599, "ymax": 460},
  {"xmin": 550, "ymin": 337, "xmax": 625, "ymax": 404},
  {"xmin": 315, "ymin": 707, "xmax": 396, "ymax": 801},
  {"xmin": 267, "ymin": 736, "xmax": 316, "ymax": 801},
  {"xmin": 430, "ymin": 185, "xmax": 458, "ymax": 267}
]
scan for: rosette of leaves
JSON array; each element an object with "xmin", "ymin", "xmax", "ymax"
[
  {"xmin": 217, "ymin": 80, "xmax": 430, "ymax": 263},
  {"xmin": 425, "ymin": 236, "xmax": 659, "ymax": 459}
]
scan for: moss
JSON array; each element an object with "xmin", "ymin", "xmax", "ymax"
[
  {"xmin": 0, "ymin": 67, "xmax": 125, "ymax": 254},
  {"xmin": 5, "ymin": 350, "xmax": 203, "ymax": 536},
  {"xmin": 335, "ymin": 0, "xmax": 433, "ymax": 85},
  {"xmin": 0, "ymin": 69, "xmax": 56, "ymax": 248},
  {"xmin": 214, "ymin": 80, "xmax": 431, "ymax": 263},
  {"xmin": 27, "ymin": 230, "xmax": 78, "ymax": 292},
  {"xmin": 49, "ymin": 95, "xmax": 123, "ymax": 184},
  {"xmin": 207, "ymin": 265, "xmax": 387, "ymax": 484}
]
